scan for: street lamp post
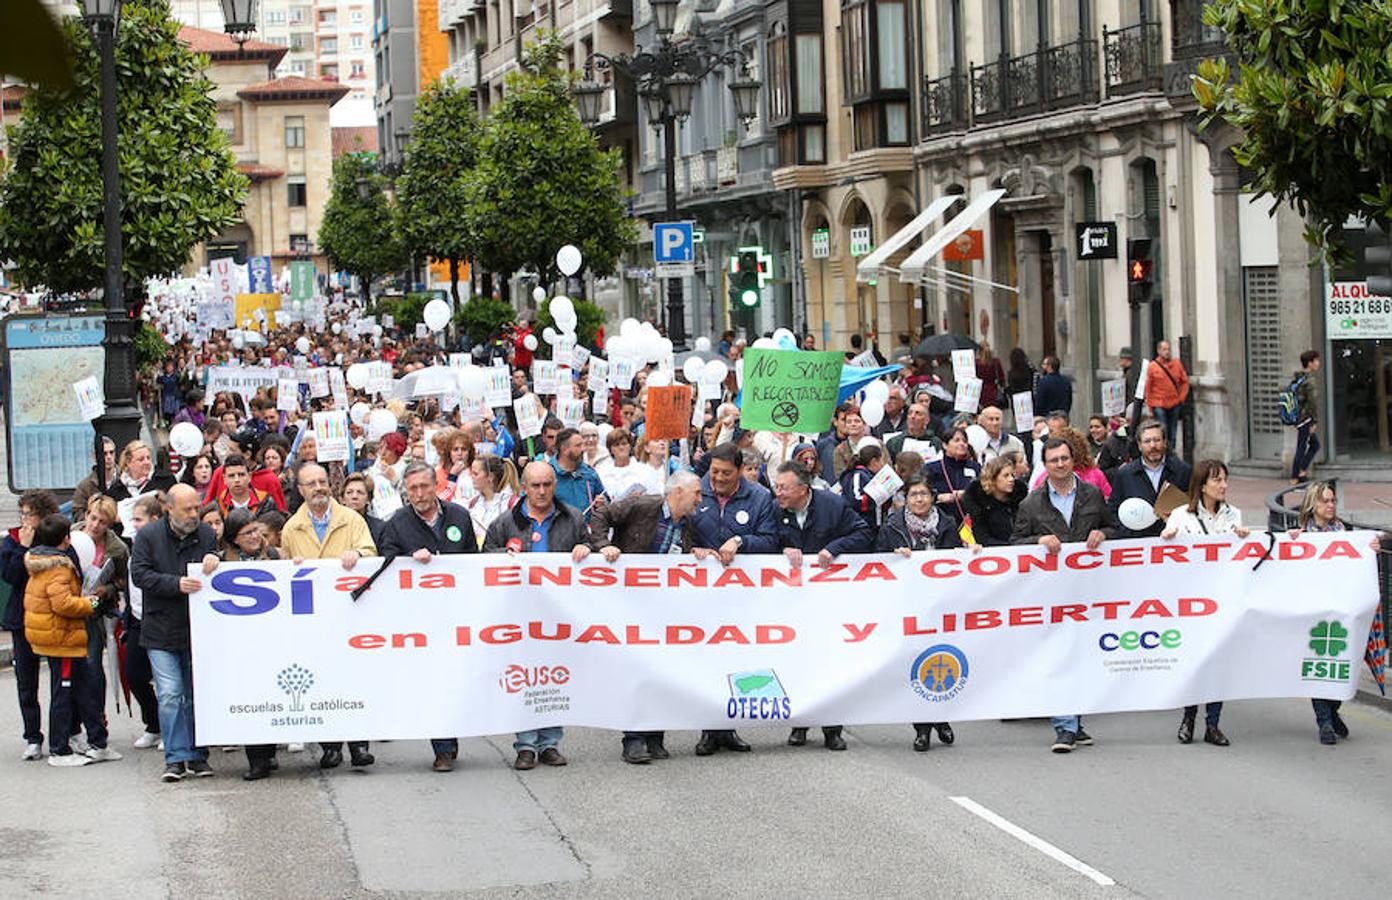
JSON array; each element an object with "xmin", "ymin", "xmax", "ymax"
[{"xmin": 571, "ymin": 1, "xmax": 760, "ymax": 349}]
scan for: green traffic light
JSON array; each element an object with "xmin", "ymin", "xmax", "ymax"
[{"xmin": 740, "ymin": 288, "xmax": 759, "ymax": 307}]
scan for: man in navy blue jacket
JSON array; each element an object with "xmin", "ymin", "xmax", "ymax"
[
  {"xmin": 686, "ymin": 443, "xmax": 779, "ymax": 756},
  {"xmin": 1034, "ymin": 355, "xmax": 1073, "ymax": 419},
  {"xmin": 1107, "ymin": 419, "xmax": 1193, "ymax": 538},
  {"xmin": 771, "ymin": 462, "xmax": 874, "ymax": 750}
]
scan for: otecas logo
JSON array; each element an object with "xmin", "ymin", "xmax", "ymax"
[{"xmin": 499, "ymin": 664, "xmax": 571, "ymax": 693}]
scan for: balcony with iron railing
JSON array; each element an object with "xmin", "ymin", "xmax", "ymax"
[
  {"xmin": 921, "ymin": 70, "xmax": 968, "ymax": 137},
  {"xmin": 1103, "ymin": 21, "xmax": 1163, "ymax": 97},
  {"xmin": 969, "ymin": 37, "xmax": 1099, "ymax": 126}
]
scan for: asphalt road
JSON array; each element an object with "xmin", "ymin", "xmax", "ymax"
[{"xmin": 1, "ymin": 669, "xmax": 1388, "ymax": 899}]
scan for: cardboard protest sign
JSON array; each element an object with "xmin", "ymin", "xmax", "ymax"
[
  {"xmin": 954, "ymin": 376, "xmax": 983, "ymax": 414},
  {"xmin": 739, "ymin": 349, "xmax": 842, "ymax": 433},
  {"xmin": 328, "ymin": 368, "xmax": 349, "ymax": 408},
  {"xmin": 1011, "ymin": 392, "xmax": 1035, "ymax": 434},
  {"xmin": 513, "ymin": 395, "xmax": 543, "ymax": 439},
  {"xmin": 646, "ymin": 385, "xmax": 694, "ymax": 441},
  {"xmin": 1134, "ymin": 360, "xmax": 1150, "ymax": 400},
  {"xmin": 72, "ymin": 377, "xmax": 104, "ymax": 421},
  {"xmin": 485, "ymin": 368, "xmax": 512, "ymax": 408},
  {"xmin": 609, "ymin": 358, "xmax": 636, "ymax": 391},
  {"xmin": 862, "ymin": 465, "xmax": 904, "ymax": 506},
  {"xmin": 305, "ymin": 368, "xmax": 330, "ymax": 398},
  {"xmin": 533, "ymin": 360, "xmax": 558, "ymax": 395},
  {"xmin": 312, "ymin": 411, "xmax": 350, "ymax": 462},
  {"xmin": 558, "ymin": 398, "xmax": 586, "ymax": 428},
  {"xmin": 588, "ymin": 358, "xmax": 609, "ymax": 392},
  {"xmin": 1101, "ymin": 379, "xmax": 1126, "ymax": 417},
  {"xmin": 276, "ymin": 378, "xmax": 299, "ymax": 412},
  {"xmin": 951, "ymin": 349, "xmax": 975, "ymax": 383}
]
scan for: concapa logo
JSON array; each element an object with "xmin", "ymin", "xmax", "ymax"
[{"xmin": 910, "ymin": 644, "xmax": 969, "ymax": 702}]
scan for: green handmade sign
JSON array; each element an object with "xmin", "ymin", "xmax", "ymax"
[{"xmin": 739, "ymin": 348, "xmax": 843, "ymax": 433}]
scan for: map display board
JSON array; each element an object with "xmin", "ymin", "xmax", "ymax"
[{"xmin": 3, "ymin": 314, "xmax": 106, "ymax": 491}]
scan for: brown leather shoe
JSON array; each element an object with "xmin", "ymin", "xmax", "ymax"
[
  {"xmin": 513, "ymin": 749, "xmax": 537, "ymax": 770},
  {"xmin": 539, "ymin": 747, "xmax": 567, "ymax": 766},
  {"xmin": 432, "ymin": 753, "xmax": 454, "ymax": 772}
]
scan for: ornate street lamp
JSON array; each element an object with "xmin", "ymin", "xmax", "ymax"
[
  {"xmin": 570, "ymin": 29, "xmax": 761, "ymax": 348},
  {"xmin": 219, "ymin": 0, "xmax": 260, "ymax": 44}
]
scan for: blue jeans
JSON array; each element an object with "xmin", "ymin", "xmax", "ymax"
[
  {"xmin": 513, "ymin": 727, "xmax": 563, "ymax": 752},
  {"xmin": 148, "ymin": 648, "xmax": 208, "ymax": 765},
  {"xmin": 1183, "ymin": 702, "xmax": 1223, "ymax": 726},
  {"xmin": 1152, "ymin": 404, "xmax": 1182, "ymax": 449},
  {"xmin": 1051, "ymin": 715, "xmax": 1080, "ymax": 734},
  {"xmin": 1292, "ymin": 422, "xmax": 1320, "ymax": 479}
]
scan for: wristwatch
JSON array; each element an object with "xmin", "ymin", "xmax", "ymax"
[{"xmin": 731, "ymin": 535, "xmax": 743, "ymax": 549}]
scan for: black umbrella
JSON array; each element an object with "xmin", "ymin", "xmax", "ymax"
[{"xmin": 913, "ymin": 334, "xmax": 978, "ymax": 358}]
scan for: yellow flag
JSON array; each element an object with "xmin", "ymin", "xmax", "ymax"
[{"xmin": 958, "ymin": 514, "xmax": 976, "ymax": 546}]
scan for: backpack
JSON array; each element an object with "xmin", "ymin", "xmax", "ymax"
[{"xmin": 1277, "ymin": 375, "xmax": 1307, "ymax": 426}]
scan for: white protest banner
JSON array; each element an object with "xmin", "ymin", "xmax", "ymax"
[
  {"xmin": 1101, "ymin": 380, "xmax": 1126, "ymax": 417},
  {"xmin": 1011, "ymin": 392, "xmax": 1035, "ymax": 434},
  {"xmin": 609, "ymin": 358, "xmax": 636, "ymax": 391},
  {"xmin": 954, "ymin": 377, "xmax": 983, "ymax": 414},
  {"xmin": 532, "ymin": 360, "xmax": 558, "ymax": 395},
  {"xmin": 306, "ymin": 368, "xmax": 331, "ymax": 399},
  {"xmin": 588, "ymin": 358, "xmax": 609, "ymax": 392},
  {"xmin": 951, "ymin": 349, "xmax": 976, "ymax": 383},
  {"xmin": 862, "ymin": 465, "xmax": 904, "ymax": 506},
  {"xmin": 312, "ymin": 411, "xmax": 350, "ymax": 462},
  {"xmin": 277, "ymin": 378, "xmax": 299, "ymax": 412},
  {"xmin": 514, "ymin": 395, "xmax": 543, "ymax": 439},
  {"xmin": 329, "ymin": 368, "xmax": 349, "ymax": 408},
  {"xmin": 207, "ymin": 365, "xmax": 278, "ymax": 400},
  {"xmin": 1135, "ymin": 360, "xmax": 1150, "ymax": 400},
  {"xmin": 485, "ymin": 368, "xmax": 512, "ymax": 408},
  {"xmin": 559, "ymin": 398, "xmax": 586, "ymax": 428},
  {"xmin": 72, "ymin": 376, "xmax": 104, "ymax": 421},
  {"xmin": 188, "ymin": 534, "xmax": 1379, "ymax": 743}
]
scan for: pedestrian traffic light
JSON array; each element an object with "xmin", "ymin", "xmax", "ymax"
[
  {"xmin": 1127, "ymin": 238, "xmax": 1153, "ymax": 305},
  {"xmin": 728, "ymin": 247, "xmax": 770, "ymax": 309},
  {"xmin": 1366, "ymin": 221, "xmax": 1392, "ymax": 297}
]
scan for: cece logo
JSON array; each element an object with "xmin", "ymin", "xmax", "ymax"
[{"xmin": 1098, "ymin": 629, "xmax": 1182, "ymax": 652}]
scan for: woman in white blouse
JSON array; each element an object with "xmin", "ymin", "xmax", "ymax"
[
  {"xmin": 465, "ymin": 456, "xmax": 519, "ymax": 546},
  {"xmin": 1161, "ymin": 459, "xmax": 1249, "ymax": 748}
]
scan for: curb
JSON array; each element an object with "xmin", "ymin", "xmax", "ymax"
[
  {"xmin": 0, "ymin": 646, "xmax": 10, "ymax": 669},
  {"xmin": 1355, "ymin": 684, "xmax": 1391, "ymax": 713}
]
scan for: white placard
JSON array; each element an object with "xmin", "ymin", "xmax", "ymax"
[
  {"xmin": 72, "ymin": 376, "xmax": 104, "ymax": 421},
  {"xmin": 554, "ymin": 334, "xmax": 576, "ymax": 365},
  {"xmin": 513, "ymin": 395, "xmax": 543, "ymax": 439},
  {"xmin": 449, "ymin": 353, "xmax": 470, "ymax": 369},
  {"xmin": 861, "ymin": 465, "xmax": 904, "ymax": 505},
  {"xmin": 312, "ymin": 411, "xmax": 350, "ymax": 462},
  {"xmin": 849, "ymin": 349, "xmax": 878, "ymax": 369},
  {"xmin": 900, "ymin": 438, "xmax": 942, "ymax": 463},
  {"xmin": 555, "ymin": 366, "xmax": 573, "ymax": 399},
  {"xmin": 415, "ymin": 323, "xmax": 428, "ymax": 339},
  {"xmin": 559, "ymin": 398, "xmax": 586, "ymax": 428},
  {"xmin": 329, "ymin": 368, "xmax": 349, "ymax": 408},
  {"xmin": 1134, "ymin": 360, "xmax": 1150, "ymax": 400},
  {"xmin": 951, "ymin": 349, "xmax": 976, "ymax": 383},
  {"xmin": 1011, "ymin": 392, "xmax": 1035, "ymax": 434},
  {"xmin": 485, "ymin": 368, "xmax": 512, "ymax": 408},
  {"xmin": 382, "ymin": 315, "xmax": 394, "ymax": 330},
  {"xmin": 571, "ymin": 345, "xmax": 592, "ymax": 370},
  {"xmin": 954, "ymin": 377, "xmax": 983, "ymax": 414},
  {"xmin": 368, "ymin": 361, "xmax": 393, "ymax": 397},
  {"xmin": 277, "ymin": 378, "xmax": 299, "ymax": 412},
  {"xmin": 305, "ymin": 368, "xmax": 330, "ymax": 399},
  {"xmin": 1101, "ymin": 379, "xmax": 1126, "ymax": 417},
  {"xmin": 588, "ymin": 358, "xmax": 609, "ymax": 392},
  {"xmin": 532, "ymin": 360, "xmax": 558, "ymax": 395},
  {"xmin": 609, "ymin": 358, "xmax": 636, "ymax": 391}
]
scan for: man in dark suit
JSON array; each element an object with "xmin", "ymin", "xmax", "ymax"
[
  {"xmin": 771, "ymin": 462, "xmax": 874, "ymax": 751},
  {"xmin": 1033, "ymin": 355, "xmax": 1073, "ymax": 419},
  {"xmin": 587, "ymin": 472, "xmax": 704, "ymax": 764},
  {"xmin": 1012, "ymin": 437, "xmax": 1120, "ymax": 754},
  {"xmin": 1107, "ymin": 419, "xmax": 1193, "ymax": 538}
]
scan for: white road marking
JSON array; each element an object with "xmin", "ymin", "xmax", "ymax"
[{"xmin": 949, "ymin": 795, "xmax": 1117, "ymax": 887}]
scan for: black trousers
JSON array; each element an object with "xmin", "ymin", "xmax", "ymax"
[
  {"xmin": 121, "ymin": 617, "xmax": 161, "ymax": 734},
  {"xmin": 245, "ymin": 744, "xmax": 277, "ymax": 766}
]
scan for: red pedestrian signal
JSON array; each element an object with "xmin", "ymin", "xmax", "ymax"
[{"xmin": 1129, "ymin": 259, "xmax": 1153, "ymax": 284}]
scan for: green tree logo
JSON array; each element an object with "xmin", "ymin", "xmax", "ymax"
[
  {"xmin": 277, "ymin": 664, "xmax": 315, "ymax": 712},
  {"xmin": 1308, "ymin": 621, "xmax": 1349, "ymax": 658}
]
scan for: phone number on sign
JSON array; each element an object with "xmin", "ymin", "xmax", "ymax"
[{"xmin": 1329, "ymin": 297, "xmax": 1392, "ymax": 315}]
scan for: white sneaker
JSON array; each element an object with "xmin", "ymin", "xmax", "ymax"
[
  {"xmin": 69, "ymin": 736, "xmax": 90, "ymax": 755},
  {"xmin": 222, "ymin": 746, "xmax": 239, "ymax": 752},
  {"xmin": 85, "ymin": 746, "xmax": 123, "ymax": 762},
  {"xmin": 157, "ymin": 739, "xmax": 164, "ymax": 751},
  {"xmin": 22, "ymin": 742, "xmax": 42, "ymax": 761},
  {"xmin": 286, "ymin": 742, "xmax": 305, "ymax": 753},
  {"xmin": 48, "ymin": 753, "xmax": 93, "ymax": 768},
  {"xmin": 132, "ymin": 731, "xmax": 160, "ymax": 749}
]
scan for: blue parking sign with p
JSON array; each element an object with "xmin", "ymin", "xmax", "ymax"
[{"xmin": 654, "ymin": 222, "xmax": 695, "ymax": 264}]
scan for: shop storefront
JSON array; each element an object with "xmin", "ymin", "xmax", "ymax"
[{"xmin": 1325, "ymin": 279, "xmax": 1392, "ymax": 460}]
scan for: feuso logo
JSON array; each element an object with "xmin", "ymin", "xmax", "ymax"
[
  {"xmin": 499, "ymin": 664, "xmax": 570, "ymax": 693},
  {"xmin": 910, "ymin": 645, "xmax": 969, "ymax": 702},
  {"xmin": 1301, "ymin": 620, "xmax": 1351, "ymax": 682}
]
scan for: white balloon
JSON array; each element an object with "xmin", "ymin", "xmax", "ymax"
[
  {"xmin": 69, "ymin": 531, "xmax": 96, "ymax": 573},
  {"xmin": 604, "ymin": 335, "xmax": 629, "ymax": 359},
  {"xmin": 542, "ymin": 327, "xmax": 558, "ymax": 345},
  {"xmin": 349, "ymin": 402, "xmax": 371, "ymax": 426},
  {"xmin": 331, "ymin": 322, "xmax": 342, "ymax": 335},
  {"xmin": 965, "ymin": 424, "xmax": 989, "ymax": 457},
  {"xmin": 372, "ymin": 324, "xmax": 383, "ymax": 338},
  {"xmin": 295, "ymin": 336, "xmax": 311, "ymax": 355},
  {"xmin": 532, "ymin": 286, "xmax": 547, "ymax": 304},
  {"xmin": 681, "ymin": 358, "xmax": 706, "ymax": 383},
  {"xmin": 859, "ymin": 398, "xmax": 885, "ymax": 428},
  {"xmin": 555, "ymin": 309, "xmax": 578, "ymax": 334},
  {"xmin": 693, "ymin": 336, "xmax": 712, "ymax": 352},
  {"xmin": 423, "ymin": 298, "xmax": 451, "ymax": 332},
  {"xmin": 701, "ymin": 359, "xmax": 729, "ymax": 384},
  {"xmin": 751, "ymin": 337, "xmax": 778, "ymax": 349},
  {"xmin": 644, "ymin": 336, "xmax": 664, "ymax": 364},
  {"xmin": 231, "ymin": 333, "xmax": 245, "ymax": 350},
  {"xmin": 549, "ymin": 296, "xmax": 574, "ymax": 321},
  {"xmin": 864, "ymin": 380, "xmax": 890, "ymax": 404},
  {"xmin": 523, "ymin": 334, "xmax": 539, "ymax": 351},
  {"xmin": 367, "ymin": 408, "xmax": 398, "ymax": 441},
  {"xmin": 735, "ymin": 358, "xmax": 745, "ymax": 388},
  {"xmin": 346, "ymin": 363, "xmax": 370, "ymax": 389},
  {"xmin": 619, "ymin": 318, "xmax": 641, "ymax": 339},
  {"xmin": 658, "ymin": 338, "xmax": 673, "ymax": 357},
  {"xmin": 646, "ymin": 369, "xmax": 670, "ymax": 388},
  {"xmin": 556, "ymin": 244, "xmax": 583, "ymax": 277},
  {"xmin": 169, "ymin": 422, "xmax": 203, "ymax": 457},
  {"xmin": 772, "ymin": 327, "xmax": 798, "ymax": 351},
  {"xmin": 461, "ymin": 366, "xmax": 489, "ymax": 401},
  {"xmin": 1118, "ymin": 497, "xmax": 1158, "ymax": 532}
]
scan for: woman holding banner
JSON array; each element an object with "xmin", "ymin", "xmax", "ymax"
[{"xmin": 1161, "ymin": 460, "xmax": 1249, "ymax": 747}]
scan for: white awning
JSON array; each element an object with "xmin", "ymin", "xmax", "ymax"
[
  {"xmin": 854, "ymin": 195, "xmax": 959, "ymax": 283},
  {"xmin": 898, "ymin": 189, "xmax": 1007, "ymax": 283}
]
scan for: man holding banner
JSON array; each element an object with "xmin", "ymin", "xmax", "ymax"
[{"xmin": 1012, "ymin": 437, "xmax": 1120, "ymax": 754}]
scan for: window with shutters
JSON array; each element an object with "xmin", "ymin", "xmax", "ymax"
[{"xmin": 1243, "ymin": 266, "xmax": 1285, "ymax": 459}]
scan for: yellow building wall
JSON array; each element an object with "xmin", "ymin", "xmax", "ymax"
[{"xmin": 418, "ymin": 0, "xmax": 450, "ymax": 87}]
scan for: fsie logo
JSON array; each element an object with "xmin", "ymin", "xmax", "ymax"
[
  {"xmin": 910, "ymin": 645, "xmax": 969, "ymax": 702},
  {"xmin": 726, "ymin": 669, "xmax": 791, "ymax": 719},
  {"xmin": 1301, "ymin": 620, "xmax": 1352, "ymax": 682}
]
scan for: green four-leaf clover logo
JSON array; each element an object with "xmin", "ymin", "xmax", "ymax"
[{"xmin": 1308, "ymin": 621, "xmax": 1349, "ymax": 657}]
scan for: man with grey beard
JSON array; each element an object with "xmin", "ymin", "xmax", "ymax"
[{"xmin": 130, "ymin": 484, "xmax": 220, "ymax": 783}]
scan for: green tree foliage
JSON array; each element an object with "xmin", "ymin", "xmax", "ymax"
[
  {"xmin": 534, "ymin": 296, "xmax": 604, "ymax": 348},
  {"xmin": 1194, "ymin": 0, "xmax": 1392, "ymax": 250},
  {"xmin": 464, "ymin": 34, "xmax": 635, "ymax": 287},
  {"xmin": 375, "ymin": 292, "xmax": 435, "ymax": 332},
  {"xmin": 317, "ymin": 152, "xmax": 408, "ymax": 306},
  {"xmin": 133, "ymin": 320, "xmax": 168, "ymax": 372},
  {"xmin": 0, "ymin": 0, "xmax": 73, "ymax": 92},
  {"xmin": 0, "ymin": 0, "xmax": 248, "ymax": 294},
  {"xmin": 457, "ymin": 297, "xmax": 518, "ymax": 345},
  {"xmin": 397, "ymin": 78, "xmax": 480, "ymax": 305}
]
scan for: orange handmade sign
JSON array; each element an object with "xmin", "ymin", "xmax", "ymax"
[{"xmin": 645, "ymin": 385, "xmax": 694, "ymax": 441}]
